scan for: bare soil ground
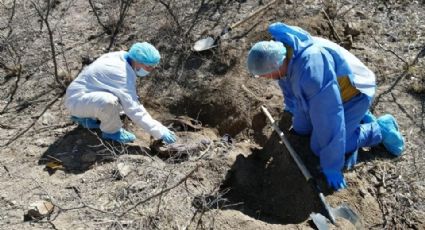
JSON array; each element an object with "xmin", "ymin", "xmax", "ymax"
[{"xmin": 1, "ymin": 0, "xmax": 424, "ymax": 229}]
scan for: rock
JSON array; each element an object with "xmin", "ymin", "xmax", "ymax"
[
  {"xmin": 113, "ymin": 163, "xmax": 132, "ymax": 179},
  {"xmin": 94, "ymin": 3, "xmax": 103, "ymax": 10},
  {"xmin": 40, "ymin": 111, "xmax": 55, "ymax": 125},
  {"xmin": 25, "ymin": 200, "xmax": 54, "ymax": 220}
]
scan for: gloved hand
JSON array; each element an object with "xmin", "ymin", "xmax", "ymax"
[
  {"xmin": 345, "ymin": 150, "xmax": 358, "ymax": 170},
  {"xmin": 161, "ymin": 128, "xmax": 177, "ymax": 144},
  {"xmin": 362, "ymin": 110, "xmax": 377, "ymax": 123},
  {"xmin": 323, "ymin": 169, "xmax": 347, "ymax": 191}
]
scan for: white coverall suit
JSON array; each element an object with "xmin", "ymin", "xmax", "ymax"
[{"xmin": 65, "ymin": 51, "xmax": 166, "ymax": 139}]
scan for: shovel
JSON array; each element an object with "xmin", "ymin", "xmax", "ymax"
[
  {"xmin": 260, "ymin": 106, "xmax": 362, "ymax": 230},
  {"xmin": 193, "ymin": 0, "xmax": 277, "ymax": 52}
]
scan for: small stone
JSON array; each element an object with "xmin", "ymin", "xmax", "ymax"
[
  {"xmin": 94, "ymin": 3, "xmax": 103, "ymax": 9},
  {"xmin": 114, "ymin": 163, "xmax": 132, "ymax": 179},
  {"xmin": 40, "ymin": 112, "xmax": 55, "ymax": 125},
  {"xmin": 25, "ymin": 200, "xmax": 54, "ymax": 220}
]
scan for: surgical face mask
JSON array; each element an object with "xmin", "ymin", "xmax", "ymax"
[{"xmin": 135, "ymin": 67, "xmax": 150, "ymax": 77}]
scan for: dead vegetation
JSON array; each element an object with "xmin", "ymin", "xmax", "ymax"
[{"xmin": 1, "ymin": 0, "xmax": 424, "ymax": 229}]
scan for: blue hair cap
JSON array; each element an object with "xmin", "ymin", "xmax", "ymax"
[
  {"xmin": 247, "ymin": 41, "xmax": 286, "ymax": 76},
  {"xmin": 128, "ymin": 42, "xmax": 161, "ymax": 66}
]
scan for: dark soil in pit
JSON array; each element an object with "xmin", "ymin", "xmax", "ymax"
[{"xmin": 221, "ymin": 129, "xmax": 322, "ymax": 224}]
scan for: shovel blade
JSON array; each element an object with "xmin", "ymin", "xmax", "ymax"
[
  {"xmin": 311, "ymin": 204, "xmax": 362, "ymax": 230},
  {"xmin": 193, "ymin": 37, "xmax": 216, "ymax": 51},
  {"xmin": 310, "ymin": 213, "xmax": 329, "ymax": 230},
  {"xmin": 331, "ymin": 204, "xmax": 362, "ymax": 229}
]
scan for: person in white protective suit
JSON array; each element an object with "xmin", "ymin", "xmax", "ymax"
[{"xmin": 65, "ymin": 42, "xmax": 177, "ymax": 144}]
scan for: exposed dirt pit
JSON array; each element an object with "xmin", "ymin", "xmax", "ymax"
[
  {"xmin": 161, "ymin": 69, "xmax": 333, "ymax": 224},
  {"xmin": 167, "ymin": 87, "xmax": 382, "ymax": 227},
  {"xmin": 218, "ymin": 114, "xmax": 325, "ymax": 225},
  {"xmin": 167, "ymin": 83, "xmax": 331, "ymax": 224},
  {"xmin": 168, "ymin": 77, "xmax": 282, "ymax": 138}
]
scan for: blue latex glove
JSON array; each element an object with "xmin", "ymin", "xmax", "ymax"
[
  {"xmin": 345, "ymin": 150, "xmax": 358, "ymax": 170},
  {"xmin": 362, "ymin": 110, "xmax": 377, "ymax": 123},
  {"xmin": 161, "ymin": 128, "xmax": 177, "ymax": 144},
  {"xmin": 323, "ymin": 169, "xmax": 347, "ymax": 191}
]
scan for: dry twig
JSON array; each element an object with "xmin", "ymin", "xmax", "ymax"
[
  {"xmin": 371, "ymin": 45, "xmax": 425, "ymax": 110},
  {"xmin": 1, "ymin": 91, "xmax": 64, "ymax": 147},
  {"xmin": 30, "ymin": 0, "xmax": 65, "ymax": 89},
  {"xmin": 118, "ymin": 164, "xmax": 201, "ymax": 217},
  {"xmin": 88, "ymin": 0, "xmax": 111, "ymax": 34},
  {"xmin": 156, "ymin": 0, "xmax": 182, "ymax": 32},
  {"xmin": 321, "ymin": 8, "xmax": 343, "ymax": 44}
]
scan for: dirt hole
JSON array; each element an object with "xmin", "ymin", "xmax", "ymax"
[
  {"xmin": 217, "ymin": 116, "xmax": 324, "ymax": 224},
  {"xmin": 166, "ymin": 70, "xmax": 326, "ymax": 223},
  {"xmin": 172, "ymin": 94, "xmax": 326, "ymax": 224}
]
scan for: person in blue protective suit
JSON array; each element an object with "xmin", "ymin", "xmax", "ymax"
[
  {"xmin": 65, "ymin": 42, "xmax": 177, "ymax": 144},
  {"xmin": 247, "ymin": 22, "xmax": 405, "ymax": 191}
]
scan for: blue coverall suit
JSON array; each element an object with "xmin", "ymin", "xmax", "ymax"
[{"xmin": 269, "ymin": 23, "xmax": 382, "ymax": 173}]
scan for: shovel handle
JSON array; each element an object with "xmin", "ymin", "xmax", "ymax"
[
  {"xmin": 261, "ymin": 106, "xmax": 313, "ymax": 181},
  {"xmin": 229, "ymin": 0, "xmax": 277, "ymax": 30},
  {"xmin": 261, "ymin": 105, "xmax": 337, "ymax": 224}
]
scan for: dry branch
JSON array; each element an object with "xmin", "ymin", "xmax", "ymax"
[
  {"xmin": 88, "ymin": 0, "xmax": 111, "ymax": 34},
  {"xmin": 184, "ymin": 0, "xmax": 205, "ymax": 37},
  {"xmin": 321, "ymin": 8, "xmax": 343, "ymax": 44},
  {"xmin": 372, "ymin": 45, "xmax": 425, "ymax": 110},
  {"xmin": 0, "ymin": 63, "xmax": 21, "ymax": 114},
  {"xmin": 0, "ymin": 0, "xmax": 16, "ymax": 38},
  {"xmin": 31, "ymin": 0, "xmax": 65, "ymax": 89},
  {"xmin": 155, "ymin": 170, "xmax": 172, "ymax": 216},
  {"xmin": 106, "ymin": 0, "xmax": 132, "ymax": 52},
  {"xmin": 118, "ymin": 164, "xmax": 201, "ymax": 217},
  {"xmin": 157, "ymin": 0, "xmax": 182, "ymax": 32},
  {"xmin": 1, "ymin": 91, "xmax": 64, "ymax": 147}
]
